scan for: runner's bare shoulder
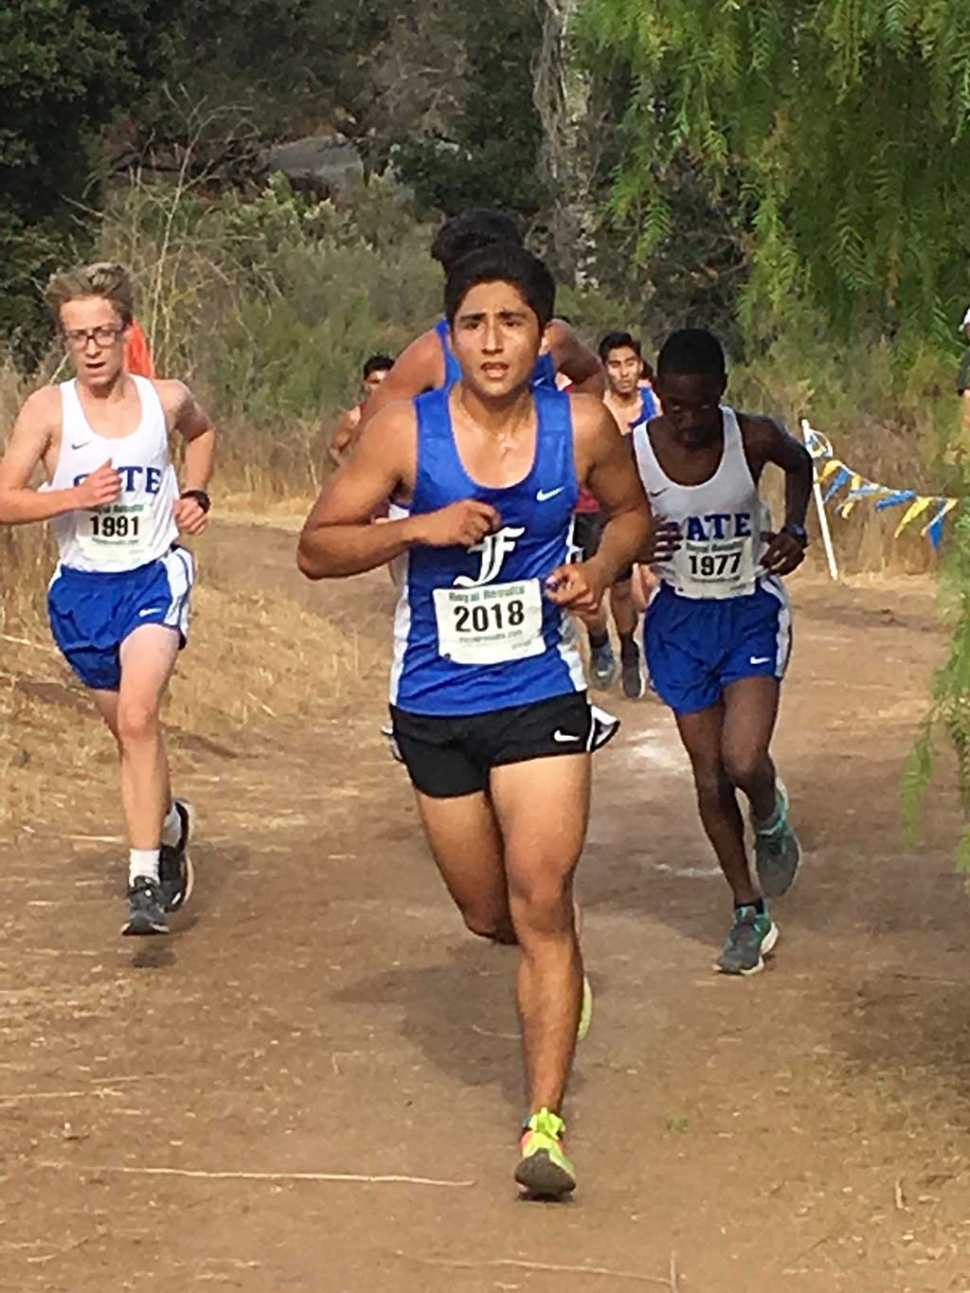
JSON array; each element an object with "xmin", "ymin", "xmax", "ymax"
[
  {"xmin": 568, "ymin": 390, "xmax": 624, "ymax": 442},
  {"xmin": 150, "ymin": 378, "xmax": 210, "ymax": 435},
  {"xmin": 11, "ymin": 385, "xmax": 61, "ymax": 444},
  {"xmin": 355, "ymin": 397, "xmax": 419, "ymax": 482},
  {"xmin": 151, "ymin": 378, "xmax": 192, "ymax": 416},
  {"xmin": 386, "ymin": 328, "xmax": 445, "ymax": 393}
]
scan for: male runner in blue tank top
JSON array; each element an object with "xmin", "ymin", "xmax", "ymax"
[
  {"xmin": 0, "ymin": 262, "xmax": 216, "ymax": 937},
  {"xmin": 298, "ymin": 244, "xmax": 651, "ymax": 1199},
  {"xmin": 634, "ymin": 329, "xmax": 813, "ymax": 976},
  {"xmin": 351, "ymin": 209, "xmax": 604, "ymax": 445}
]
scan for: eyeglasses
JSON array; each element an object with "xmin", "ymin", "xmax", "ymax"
[{"xmin": 62, "ymin": 324, "xmax": 126, "ymax": 350}]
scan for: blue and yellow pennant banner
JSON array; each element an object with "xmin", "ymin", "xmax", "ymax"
[{"xmin": 802, "ymin": 424, "xmax": 959, "ymax": 549}]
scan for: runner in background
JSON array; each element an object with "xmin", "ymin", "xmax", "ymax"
[
  {"xmin": 328, "ymin": 354, "xmax": 395, "ymax": 467},
  {"xmin": 0, "ymin": 262, "xmax": 216, "ymax": 937},
  {"xmin": 125, "ymin": 317, "xmax": 156, "ymax": 379},
  {"xmin": 601, "ymin": 331, "xmax": 659, "ymax": 698},
  {"xmin": 569, "ymin": 332, "xmax": 660, "ymax": 696},
  {"xmin": 350, "ymin": 209, "xmax": 604, "ymax": 445},
  {"xmin": 633, "ymin": 328, "xmax": 812, "ymax": 976}
]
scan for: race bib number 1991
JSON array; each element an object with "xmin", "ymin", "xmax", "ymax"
[
  {"xmin": 76, "ymin": 501, "xmax": 153, "ymax": 563},
  {"xmin": 434, "ymin": 578, "xmax": 544, "ymax": 665}
]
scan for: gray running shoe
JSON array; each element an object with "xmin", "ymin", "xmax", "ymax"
[
  {"xmin": 159, "ymin": 799, "xmax": 195, "ymax": 913},
  {"xmin": 620, "ymin": 650, "xmax": 644, "ymax": 699},
  {"xmin": 123, "ymin": 878, "xmax": 169, "ymax": 936},
  {"xmin": 716, "ymin": 905, "xmax": 778, "ymax": 975},
  {"xmin": 752, "ymin": 780, "xmax": 801, "ymax": 898},
  {"xmin": 589, "ymin": 642, "xmax": 619, "ymax": 690}
]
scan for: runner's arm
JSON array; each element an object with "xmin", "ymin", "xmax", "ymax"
[
  {"xmin": 749, "ymin": 416, "xmax": 813, "ymax": 575},
  {"xmin": 546, "ymin": 399, "xmax": 651, "ymax": 611},
  {"xmin": 0, "ymin": 389, "xmax": 104, "ymax": 524},
  {"xmin": 583, "ymin": 405, "xmax": 653, "ymax": 583},
  {"xmin": 329, "ymin": 408, "xmax": 358, "ymax": 466},
  {"xmin": 765, "ymin": 419, "xmax": 813, "ymax": 531},
  {"xmin": 351, "ymin": 331, "xmax": 444, "ymax": 445},
  {"xmin": 168, "ymin": 382, "xmax": 215, "ymax": 492},
  {"xmin": 298, "ymin": 405, "xmax": 500, "ymax": 578},
  {"xmin": 547, "ymin": 319, "xmax": 605, "ymax": 397},
  {"xmin": 162, "ymin": 380, "xmax": 215, "ymax": 536}
]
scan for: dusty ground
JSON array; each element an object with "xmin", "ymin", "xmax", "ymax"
[{"xmin": 2, "ymin": 519, "xmax": 970, "ymax": 1293}]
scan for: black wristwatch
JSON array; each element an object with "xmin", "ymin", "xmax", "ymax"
[
  {"xmin": 782, "ymin": 521, "xmax": 808, "ymax": 547},
  {"xmin": 181, "ymin": 488, "xmax": 211, "ymax": 514}
]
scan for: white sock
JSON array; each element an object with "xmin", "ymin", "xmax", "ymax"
[
  {"xmin": 129, "ymin": 848, "xmax": 160, "ymax": 886},
  {"xmin": 161, "ymin": 803, "xmax": 182, "ymax": 847}
]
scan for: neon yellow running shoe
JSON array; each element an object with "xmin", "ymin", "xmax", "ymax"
[
  {"xmin": 577, "ymin": 974, "xmax": 593, "ymax": 1043},
  {"xmin": 515, "ymin": 1108, "xmax": 576, "ymax": 1198}
]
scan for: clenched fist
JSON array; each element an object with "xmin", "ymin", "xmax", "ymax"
[
  {"xmin": 173, "ymin": 496, "xmax": 209, "ymax": 536},
  {"xmin": 74, "ymin": 460, "xmax": 121, "ymax": 509},
  {"xmin": 413, "ymin": 499, "xmax": 501, "ymax": 548}
]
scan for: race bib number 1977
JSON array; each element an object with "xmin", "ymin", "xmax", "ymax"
[
  {"xmin": 434, "ymin": 578, "xmax": 544, "ymax": 666},
  {"xmin": 672, "ymin": 536, "xmax": 756, "ymax": 600}
]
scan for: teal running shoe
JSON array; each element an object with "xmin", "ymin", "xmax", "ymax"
[{"xmin": 716, "ymin": 905, "xmax": 778, "ymax": 975}]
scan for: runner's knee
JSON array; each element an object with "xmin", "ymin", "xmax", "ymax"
[
  {"xmin": 722, "ymin": 745, "xmax": 769, "ymax": 790},
  {"xmin": 509, "ymin": 872, "xmax": 574, "ymax": 939},
  {"xmin": 692, "ymin": 759, "xmax": 732, "ymax": 809},
  {"xmin": 116, "ymin": 699, "xmax": 160, "ymax": 745}
]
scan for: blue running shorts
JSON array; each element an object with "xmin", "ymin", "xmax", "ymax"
[
  {"xmin": 48, "ymin": 547, "xmax": 195, "ymax": 691},
  {"xmin": 644, "ymin": 577, "xmax": 791, "ymax": 715}
]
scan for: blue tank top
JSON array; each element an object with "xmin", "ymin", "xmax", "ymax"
[
  {"xmin": 628, "ymin": 387, "xmax": 659, "ymax": 432},
  {"xmin": 434, "ymin": 319, "xmax": 557, "ymax": 390},
  {"xmin": 391, "ymin": 385, "xmax": 585, "ymax": 716}
]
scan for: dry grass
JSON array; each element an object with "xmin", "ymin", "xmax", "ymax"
[
  {"xmin": 167, "ymin": 579, "xmax": 380, "ymax": 733},
  {"xmin": 0, "ymin": 559, "xmax": 383, "ymax": 834}
]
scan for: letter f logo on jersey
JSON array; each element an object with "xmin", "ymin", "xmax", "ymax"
[{"xmin": 454, "ymin": 526, "xmax": 525, "ymax": 587}]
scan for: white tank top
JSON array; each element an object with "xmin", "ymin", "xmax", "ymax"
[
  {"xmin": 48, "ymin": 376, "xmax": 178, "ymax": 573},
  {"xmin": 632, "ymin": 405, "xmax": 769, "ymax": 600}
]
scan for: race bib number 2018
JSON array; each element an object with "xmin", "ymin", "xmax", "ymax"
[{"xmin": 434, "ymin": 578, "xmax": 544, "ymax": 665}]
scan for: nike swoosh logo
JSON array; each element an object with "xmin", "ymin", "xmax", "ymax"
[
  {"xmin": 71, "ymin": 441, "xmax": 92, "ymax": 451},
  {"xmin": 647, "ymin": 488, "xmax": 669, "ymax": 498},
  {"xmin": 537, "ymin": 487, "xmax": 565, "ymax": 502},
  {"xmin": 553, "ymin": 730, "xmax": 581, "ymax": 743},
  {"xmin": 750, "ymin": 656, "xmax": 772, "ymax": 665},
  {"xmin": 139, "ymin": 608, "xmax": 163, "ymax": 617}
]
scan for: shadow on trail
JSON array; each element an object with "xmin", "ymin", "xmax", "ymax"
[{"xmin": 337, "ymin": 939, "xmax": 588, "ymax": 1114}]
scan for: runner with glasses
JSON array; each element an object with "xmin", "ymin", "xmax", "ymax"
[{"xmin": 0, "ymin": 262, "xmax": 216, "ymax": 936}]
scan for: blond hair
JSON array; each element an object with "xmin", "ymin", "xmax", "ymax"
[{"xmin": 45, "ymin": 262, "xmax": 135, "ymax": 327}]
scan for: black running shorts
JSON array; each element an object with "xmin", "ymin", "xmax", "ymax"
[
  {"xmin": 571, "ymin": 511, "xmax": 633, "ymax": 582},
  {"xmin": 390, "ymin": 693, "xmax": 594, "ymax": 799}
]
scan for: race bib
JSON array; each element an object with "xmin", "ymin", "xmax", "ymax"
[
  {"xmin": 433, "ymin": 578, "xmax": 544, "ymax": 666},
  {"xmin": 671, "ymin": 535, "xmax": 756, "ymax": 600},
  {"xmin": 76, "ymin": 500, "xmax": 153, "ymax": 564}
]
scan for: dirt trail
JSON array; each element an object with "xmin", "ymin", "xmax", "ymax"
[{"xmin": 3, "ymin": 519, "xmax": 970, "ymax": 1293}]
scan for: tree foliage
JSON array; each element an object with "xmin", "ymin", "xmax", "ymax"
[
  {"xmin": 0, "ymin": 0, "xmax": 181, "ymax": 343},
  {"xmin": 577, "ymin": 0, "xmax": 970, "ymax": 345}
]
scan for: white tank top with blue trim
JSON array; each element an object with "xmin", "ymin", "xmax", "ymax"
[
  {"xmin": 632, "ymin": 405, "xmax": 770, "ymax": 601},
  {"xmin": 47, "ymin": 376, "xmax": 178, "ymax": 573}
]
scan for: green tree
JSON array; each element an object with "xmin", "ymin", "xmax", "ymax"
[
  {"xmin": 577, "ymin": 0, "xmax": 970, "ymax": 346},
  {"xmin": 389, "ymin": 0, "xmax": 546, "ymax": 221},
  {"xmin": 0, "ymin": 0, "xmax": 186, "ymax": 346}
]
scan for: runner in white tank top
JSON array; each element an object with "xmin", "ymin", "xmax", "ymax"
[
  {"xmin": 48, "ymin": 374, "xmax": 179, "ymax": 572},
  {"xmin": 0, "ymin": 262, "xmax": 216, "ymax": 938},
  {"xmin": 636, "ymin": 328, "xmax": 813, "ymax": 977}
]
